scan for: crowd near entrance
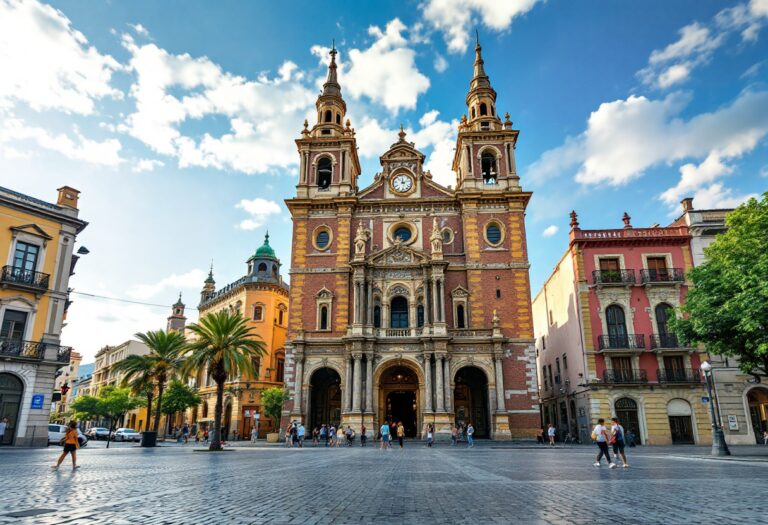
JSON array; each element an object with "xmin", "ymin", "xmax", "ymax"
[
  {"xmin": 454, "ymin": 367, "xmax": 489, "ymax": 438},
  {"xmin": 0, "ymin": 373, "xmax": 22, "ymax": 445},
  {"xmin": 309, "ymin": 367, "xmax": 342, "ymax": 430},
  {"xmin": 380, "ymin": 365, "xmax": 418, "ymax": 437}
]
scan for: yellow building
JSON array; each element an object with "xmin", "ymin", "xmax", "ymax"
[
  {"xmin": 190, "ymin": 234, "xmax": 289, "ymax": 439},
  {"xmin": 0, "ymin": 185, "xmax": 87, "ymax": 446}
]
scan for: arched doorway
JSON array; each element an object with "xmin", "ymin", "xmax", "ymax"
[
  {"xmin": 614, "ymin": 397, "xmax": 642, "ymax": 445},
  {"xmin": 747, "ymin": 387, "xmax": 768, "ymax": 444},
  {"xmin": 667, "ymin": 399, "xmax": 694, "ymax": 444},
  {"xmin": 379, "ymin": 365, "xmax": 419, "ymax": 437},
  {"xmin": 309, "ymin": 367, "xmax": 342, "ymax": 430},
  {"xmin": 0, "ymin": 373, "xmax": 23, "ymax": 445},
  {"xmin": 454, "ymin": 367, "xmax": 490, "ymax": 438}
]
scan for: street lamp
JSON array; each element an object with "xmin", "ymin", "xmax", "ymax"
[{"xmin": 700, "ymin": 361, "xmax": 730, "ymax": 456}]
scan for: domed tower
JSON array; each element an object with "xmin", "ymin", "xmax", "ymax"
[
  {"xmin": 247, "ymin": 232, "xmax": 282, "ymax": 284},
  {"xmin": 167, "ymin": 293, "xmax": 187, "ymax": 333},
  {"xmin": 200, "ymin": 264, "xmax": 215, "ymax": 304},
  {"xmin": 295, "ymin": 42, "xmax": 361, "ymax": 199}
]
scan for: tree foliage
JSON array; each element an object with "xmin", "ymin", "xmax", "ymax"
[
  {"xmin": 673, "ymin": 193, "xmax": 768, "ymax": 379},
  {"xmin": 160, "ymin": 380, "xmax": 201, "ymax": 416},
  {"xmin": 261, "ymin": 387, "xmax": 289, "ymax": 429},
  {"xmin": 70, "ymin": 385, "xmax": 143, "ymax": 448}
]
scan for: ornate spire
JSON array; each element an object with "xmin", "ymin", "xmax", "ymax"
[
  {"xmin": 205, "ymin": 262, "xmax": 215, "ymax": 284},
  {"xmin": 173, "ymin": 292, "xmax": 184, "ymax": 308},
  {"xmin": 321, "ymin": 40, "xmax": 341, "ymax": 98},
  {"xmin": 470, "ymin": 30, "xmax": 491, "ymax": 91}
]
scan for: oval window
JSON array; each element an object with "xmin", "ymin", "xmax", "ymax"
[
  {"xmin": 486, "ymin": 223, "xmax": 502, "ymax": 245},
  {"xmin": 394, "ymin": 226, "xmax": 412, "ymax": 242},
  {"xmin": 316, "ymin": 230, "xmax": 330, "ymax": 249}
]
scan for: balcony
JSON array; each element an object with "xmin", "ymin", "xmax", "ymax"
[
  {"xmin": 640, "ymin": 268, "xmax": 685, "ymax": 285},
  {"xmin": 597, "ymin": 334, "xmax": 645, "ymax": 351},
  {"xmin": 592, "ymin": 269, "xmax": 635, "ymax": 286},
  {"xmin": 0, "ymin": 339, "xmax": 45, "ymax": 361},
  {"xmin": 1, "ymin": 265, "xmax": 50, "ymax": 291},
  {"xmin": 657, "ymin": 368, "xmax": 701, "ymax": 384},
  {"xmin": 56, "ymin": 346, "xmax": 72, "ymax": 364},
  {"xmin": 650, "ymin": 333, "xmax": 688, "ymax": 351},
  {"xmin": 603, "ymin": 369, "xmax": 648, "ymax": 384}
]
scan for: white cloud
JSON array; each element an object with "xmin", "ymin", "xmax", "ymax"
[
  {"xmin": 434, "ymin": 53, "xmax": 448, "ymax": 73},
  {"xmin": 688, "ymin": 183, "xmax": 757, "ymax": 209},
  {"xmin": 422, "ymin": 0, "xmax": 542, "ymax": 53},
  {"xmin": 127, "ymin": 268, "xmax": 206, "ymax": 300},
  {"xmin": 529, "ymin": 90, "xmax": 768, "ymax": 188},
  {"xmin": 0, "ymin": 0, "xmax": 122, "ymax": 114},
  {"xmin": 344, "ymin": 19, "xmax": 430, "ymax": 112},
  {"xmin": 129, "ymin": 23, "xmax": 149, "ymax": 36},
  {"xmin": 760, "ymin": 164, "xmax": 768, "ymax": 177},
  {"xmin": 542, "ymin": 225, "xmax": 558, "ymax": 237},
  {"xmin": 0, "ymin": 117, "xmax": 122, "ymax": 166},
  {"xmin": 659, "ymin": 152, "xmax": 733, "ymax": 206},
  {"xmin": 132, "ymin": 158, "xmax": 165, "ymax": 172},
  {"xmin": 235, "ymin": 198, "xmax": 282, "ymax": 231}
]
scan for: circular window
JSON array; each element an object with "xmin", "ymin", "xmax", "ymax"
[
  {"xmin": 312, "ymin": 226, "xmax": 333, "ymax": 251},
  {"xmin": 485, "ymin": 222, "xmax": 503, "ymax": 246},
  {"xmin": 394, "ymin": 226, "xmax": 412, "ymax": 242},
  {"xmin": 441, "ymin": 228, "xmax": 454, "ymax": 244}
]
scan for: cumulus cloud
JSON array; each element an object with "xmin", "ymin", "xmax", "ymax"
[
  {"xmin": 0, "ymin": 117, "xmax": 123, "ymax": 166},
  {"xmin": 421, "ymin": 0, "xmax": 542, "ymax": 53},
  {"xmin": 344, "ymin": 19, "xmax": 430, "ymax": 112},
  {"xmin": 132, "ymin": 158, "xmax": 165, "ymax": 172},
  {"xmin": 235, "ymin": 198, "xmax": 282, "ymax": 231},
  {"xmin": 129, "ymin": 23, "xmax": 150, "ymax": 36},
  {"xmin": 127, "ymin": 268, "xmax": 207, "ymax": 300},
  {"xmin": 542, "ymin": 225, "xmax": 558, "ymax": 237},
  {"xmin": 687, "ymin": 183, "xmax": 757, "ymax": 209},
  {"xmin": 434, "ymin": 53, "xmax": 448, "ymax": 73},
  {"xmin": 0, "ymin": 0, "xmax": 122, "ymax": 114}
]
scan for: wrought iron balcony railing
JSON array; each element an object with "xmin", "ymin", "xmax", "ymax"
[
  {"xmin": 603, "ymin": 369, "xmax": 648, "ymax": 384},
  {"xmin": 657, "ymin": 368, "xmax": 701, "ymax": 383},
  {"xmin": 56, "ymin": 346, "xmax": 72, "ymax": 364},
  {"xmin": 592, "ymin": 269, "xmax": 635, "ymax": 285},
  {"xmin": 0, "ymin": 339, "xmax": 45, "ymax": 360},
  {"xmin": 640, "ymin": 268, "xmax": 685, "ymax": 284},
  {"xmin": 650, "ymin": 333, "xmax": 685, "ymax": 350},
  {"xmin": 1, "ymin": 265, "xmax": 50, "ymax": 290},
  {"xmin": 598, "ymin": 334, "xmax": 645, "ymax": 351}
]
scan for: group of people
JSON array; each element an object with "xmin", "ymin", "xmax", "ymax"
[
  {"xmin": 378, "ymin": 420, "xmax": 475, "ymax": 449},
  {"xmin": 282, "ymin": 420, "xmax": 476, "ymax": 448},
  {"xmin": 592, "ymin": 417, "xmax": 630, "ymax": 468}
]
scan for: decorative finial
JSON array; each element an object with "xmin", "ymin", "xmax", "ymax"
[
  {"xmin": 569, "ymin": 210, "xmax": 579, "ymax": 229},
  {"xmin": 264, "ymin": 231, "xmax": 270, "ymax": 244},
  {"xmin": 622, "ymin": 212, "xmax": 632, "ymax": 228},
  {"xmin": 330, "ymin": 39, "xmax": 337, "ymax": 61},
  {"xmin": 504, "ymin": 112, "xmax": 512, "ymax": 127},
  {"xmin": 178, "ymin": 292, "xmax": 182, "ymax": 301},
  {"xmin": 475, "ymin": 29, "xmax": 480, "ymax": 49},
  {"xmin": 398, "ymin": 124, "xmax": 406, "ymax": 141},
  {"xmin": 345, "ymin": 118, "xmax": 351, "ymax": 130}
]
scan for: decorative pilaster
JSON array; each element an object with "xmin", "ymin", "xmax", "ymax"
[
  {"xmin": 435, "ymin": 355, "xmax": 445, "ymax": 412},
  {"xmin": 293, "ymin": 354, "xmax": 304, "ymax": 414},
  {"xmin": 344, "ymin": 357, "xmax": 352, "ymax": 412},
  {"xmin": 495, "ymin": 357, "xmax": 505, "ymax": 412},
  {"xmin": 352, "ymin": 353, "xmax": 362, "ymax": 412},
  {"xmin": 423, "ymin": 353, "xmax": 433, "ymax": 412},
  {"xmin": 365, "ymin": 354, "xmax": 373, "ymax": 412},
  {"xmin": 443, "ymin": 355, "xmax": 452, "ymax": 413}
]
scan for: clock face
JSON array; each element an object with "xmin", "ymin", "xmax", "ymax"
[{"xmin": 392, "ymin": 174, "xmax": 413, "ymax": 193}]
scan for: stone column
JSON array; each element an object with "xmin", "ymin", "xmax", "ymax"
[
  {"xmin": 424, "ymin": 354, "xmax": 433, "ymax": 412},
  {"xmin": 438, "ymin": 279, "xmax": 446, "ymax": 322},
  {"xmin": 367, "ymin": 281, "xmax": 373, "ymax": 325},
  {"xmin": 352, "ymin": 354, "xmax": 362, "ymax": 412},
  {"xmin": 344, "ymin": 357, "xmax": 352, "ymax": 412},
  {"xmin": 443, "ymin": 356, "xmax": 452, "ymax": 413},
  {"xmin": 365, "ymin": 355, "xmax": 373, "ymax": 412},
  {"xmin": 435, "ymin": 355, "xmax": 445, "ymax": 412},
  {"xmin": 432, "ymin": 278, "xmax": 439, "ymax": 323},
  {"xmin": 495, "ymin": 357, "xmax": 506, "ymax": 412},
  {"xmin": 293, "ymin": 356, "xmax": 304, "ymax": 415}
]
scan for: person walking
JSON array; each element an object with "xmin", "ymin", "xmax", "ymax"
[
  {"xmin": 426, "ymin": 424, "xmax": 434, "ymax": 448},
  {"xmin": 380, "ymin": 420, "xmax": 391, "ymax": 450},
  {"xmin": 297, "ymin": 423, "xmax": 306, "ymax": 448},
  {"xmin": 182, "ymin": 423, "xmax": 190, "ymax": 444},
  {"xmin": 0, "ymin": 417, "xmax": 7, "ymax": 445},
  {"xmin": 397, "ymin": 422, "xmax": 405, "ymax": 449},
  {"xmin": 284, "ymin": 424, "xmax": 292, "ymax": 448},
  {"xmin": 53, "ymin": 421, "xmax": 80, "ymax": 470},
  {"xmin": 251, "ymin": 425, "xmax": 258, "ymax": 444},
  {"xmin": 203, "ymin": 428, "xmax": 209, "ymax": 444},
  {"xmin": 360, "ymin": 425, "xmax": 367, "ymax": 447},
  {"xmin": 329, "ymin": 425, "xmax": 336, "ymax": 447},
  {"xmin": 610, "ymin": 417, "xmax": 629, "ymax": 468},
  {"xmin": 336, "ymin": 426, "xmax": 345, "ymax": 447},
  {"xmin": 466, "ymin": 423, "xmax": 475, "ymax": 448},
  {"xmin": 593, "ymin": 418, "xmax": 615, "ymax": 468},
  {"xmin": 451, "ymin": 425, "xmax": 458, "ymax": 446},
  {"xmin": 547, "ymin": 423, "xmax": 556, "ymax": 446},
  {"xmin": 320, "ymin": 424, "xmax": 328, "ymax": 446}
]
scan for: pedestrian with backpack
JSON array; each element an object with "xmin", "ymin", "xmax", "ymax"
[
  {"xmin": 610, "ymin": 417, "xmax": 630, "ymax": 468},
  {"xmin": 592, "ymin": 418, "xmax": 615, "ymax": 468}
]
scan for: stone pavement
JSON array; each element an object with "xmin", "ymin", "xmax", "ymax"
[{"xmin": 0, "ymin": 442, "xmax": 765, "ymax": 524}]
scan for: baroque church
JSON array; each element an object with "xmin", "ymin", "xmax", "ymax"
[{"xmin": 283, "ymin": 37, "xmax": 538, "ymax": 439}]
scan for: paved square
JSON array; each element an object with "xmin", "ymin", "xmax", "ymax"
[{"xmin": 0, "ymin": 443, "xmax": 765, "ymax": 524}]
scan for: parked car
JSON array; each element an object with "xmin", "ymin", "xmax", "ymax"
[
  {"xmin": 111, "ymin": 428, "xmax": 141, "ymax": 442},
  {"xmin": 48, "ymin": 424, "xmax": 88, "ymax": 447},
  {"xmin": 86, "ymin": 427, "xmax": 110, "ymax": 440}
]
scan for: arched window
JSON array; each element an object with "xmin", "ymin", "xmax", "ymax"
[
  {"xmin": 390, "ymin": 296, "xmax": 408, "ymax": 328},
  {"xmin": 319, "ymin": 305, "xmax": 329, "ymax": 330},
  {"xmin": 258, "ymin": 262, "xmax": 267, "ymax": 272},
  {"xmin": 317, "ymin": 157, "xmax": 332, "ymax": 189},
  {"xmin": 456, "ymin": 304, "xmax": 466, "ymax": 328},
  {"xmin": 480, "ymin": 102, "xmax": 488, "ymax": 116},
  {"xmin": 606, "ymin": 305, "xmax": 628, "ymax": 345},
  {"xmin": 324, "ymin": 110, "xmax": 332, "ymax": 123},
  {"xmin": 278, "ymin": 308, "xmax": 284, "ymax": 325},
  {"xmin": 471, "ymin": 107, "xmax": 476, "ymax": 119},
  {"xmin": 417, "ymin": 304, "xmax": 424, "ymax": 327},
  {"xmin": 272, "ymin": 264, "xmax": 278, "ymax": 278},
  {"xmin": 655, "ymin": 303, "xmax": 673, "ymax": 335},
  {"xmin": 481, "ymin": 152, "xmax": 497, "ymax": 184},
  {"xmin": 253, "ymin": 305, "xmax": 264, "ymax": 321},
  {"xmin": 335, "ymin": 114, "xmax": 341, "ymax": 124},
  {"xmin": 373, "ymin": 305, "xmax": 381, "ymax": 328},
  {"xmin": 275, "ymin": 357, "xmax": 285, "ymax": 382}
]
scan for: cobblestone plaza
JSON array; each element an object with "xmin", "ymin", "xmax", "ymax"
[{"xmin": 1, "ymin": 444, "xmax": 765, "ymax": 524}]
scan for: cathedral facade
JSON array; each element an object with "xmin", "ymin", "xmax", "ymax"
[{"xmin": 283, "ymin": 39, "xmax": 538, "ymax": 440}]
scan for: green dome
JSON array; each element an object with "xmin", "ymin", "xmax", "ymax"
[{"xmin": 254, "ymin": 232, "xmax": 276, "ymax": 258}]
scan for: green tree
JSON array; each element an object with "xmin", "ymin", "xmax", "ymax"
[
  {"xmin": 134, "ymin": 330, "xmax": 186, "ymax": 434},
  {"xmin": 70, "ymin": 385, "xmax": 143, "ymax": 448},
  {"xmin": 673, "ymin": 193, "xmax": 768, "ymax": 380},
  {"xmin": 182, "ymin": 310, "xmax": 266, "ymax": 451},
  {"xmin": 160, "ymin": 380, "xmax": 201, "ymax": 425},
  {"xmin": 261, "ymin": 387, "xmax": 290, "ymax": 433},
  {"xmin": 112, "ymin": 353, "xmax": 156, "ymax": 432}
]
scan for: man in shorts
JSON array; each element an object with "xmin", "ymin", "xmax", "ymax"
[
  {"xmin": 610, "ymin": 417, "xmax": 629, "ymax": 468},
  {"xmin": 380, "ymin": 420, "xmax": 391, "ymax": 450}
]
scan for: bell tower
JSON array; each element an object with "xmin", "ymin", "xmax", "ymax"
[
  {"xmin": 295, "ymin": 42, "xmax": 361, "ymax": 199},
  {"xmin": 453, "ymin": 32, "xmax": 520, "ymax": 192},
  {"xmin": 167, "ymin": 293, "xmax": 187, "ymax": 333}
]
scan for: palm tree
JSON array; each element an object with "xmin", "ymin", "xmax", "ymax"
[
  {"xmin": 182, "ymin": 310, "xmax": 266, "ymax": 451},
  {"xmin": 112, "ymin": 354, "xmax": 156, "ymax": 431},
  {"xmin": 134, "ymin": 330, "xmax": 186, "ymax": 434}
]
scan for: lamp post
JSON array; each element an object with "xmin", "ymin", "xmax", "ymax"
[{"xmin": 700, "ymin": 361, "xmax": 730, "ymax": 456}]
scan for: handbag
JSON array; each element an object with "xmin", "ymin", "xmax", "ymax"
[{"xmin": 59, "ymin": 437, "xmax": 66, "ymax": 446}]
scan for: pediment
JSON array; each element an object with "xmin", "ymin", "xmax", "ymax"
[
  {"xmin": 10, "ymin": 223, "xmax": 52, "ymax": 240},
  {"xmin": 369, "ymin": 243, "xmax": 429, "ymax": 266}
]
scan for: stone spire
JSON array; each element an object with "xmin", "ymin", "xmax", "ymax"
[
  {"xmin": 322, "ymin": 40, "xmax": 342, "ymax": 98},
  {"xmin": 465, "ymin": 31, "xmax": 498, "ymax": 124},
  {"xmin": 313, "ymin": 40, "xmax": 347, "ymax": 130}
]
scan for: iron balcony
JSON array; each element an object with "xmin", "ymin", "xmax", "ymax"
[
  {"xmin": 0, "ymin": 339, "xmax": 45, "ymax": 360},
  {"xmin": 603, "ymin": 369, "xmax": 648, "ymax": 384},
  {"xmin": 597, "ymin": 334, "xmax": 645, "ymax": 351},
  {"xmin": 657, "ymin": 368, "xmax": 701, "ymax": 384},
  {"xmin": 650, "ymin": 333, "xmax": 686, "ymax": 350},
  {"xmin": 640, "ymin": 268, "xmax": 685, "ymax": 284},
  {"xmin": 592, "ymin": 269, "xmax": 636, "ymax": 286},
  {"xmin": 1, "ymin": 265, "xmax": 50, "ymax": 291}
]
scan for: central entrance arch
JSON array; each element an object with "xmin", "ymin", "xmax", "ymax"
[
  {"xmin": 378, "ymin": 364, "xmax": 419, "ymax": 437},
  {"xmin": 309, "ymin": 367, "xmax": 342, "ymax": 430},
  {"xmin": 453, "ymin": 366, "xmax": 490, "ymax": 438}
]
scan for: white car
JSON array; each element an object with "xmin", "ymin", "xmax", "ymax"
[
  {"xmin": 111, "ymin": 428, "xmax": 141, "ymax": 442},
  {"xmin": 48, "ymin": 424, "xmax": 88, "ymax": 447}
]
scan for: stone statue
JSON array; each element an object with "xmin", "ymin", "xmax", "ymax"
[
  {"xmin": 430, "ymin": 217, "xmax": 443, "ymax": 255},
  {"xmin": 354, "ymin": 221, "xmax": 370, "ymax": 256}
]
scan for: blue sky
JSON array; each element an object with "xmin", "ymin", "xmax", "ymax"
[{"xmin": 1, "ymin": 0, "xmax": 766, "ymax": 361}]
